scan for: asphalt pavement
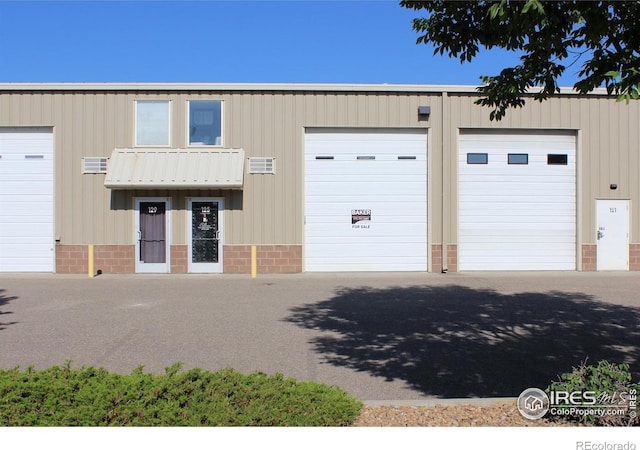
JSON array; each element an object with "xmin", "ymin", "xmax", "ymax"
[{"xmin": 1, "ymin": 271, "xmax": 639, "ymax": 402}]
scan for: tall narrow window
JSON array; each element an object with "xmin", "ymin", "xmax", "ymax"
[
  {"xmin": 189, "ymin": 100, "xmax": 222, "ymax": 146},
  {"xmin": 135, "ymin": 100, "xmax": 170, "ymax": 146}
]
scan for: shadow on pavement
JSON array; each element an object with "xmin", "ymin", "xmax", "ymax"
[
  {"xmin": 0, "ymin": 289, "xmax": 18, "ymax": 331},
  {"xmin": 286, "ymin": 285, "xmax": 640, "ymax": 398}
]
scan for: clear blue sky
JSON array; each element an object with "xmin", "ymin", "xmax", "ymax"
[{"xmin": 0, "ymin": 0, "xmax": 580, "ymax": 86}]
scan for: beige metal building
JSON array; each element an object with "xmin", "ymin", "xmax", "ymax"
[{"xmin": 0, "ymin": 83, "xmax": 638, "ymax": 274}]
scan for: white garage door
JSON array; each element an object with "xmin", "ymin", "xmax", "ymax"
[
  {"xmin": 305, "ymin": 129, "xmax": 427, "ymax": 271},
  {"xmin": 0, "ymin": 128, "xmax": 55, "ymax": 272},
  {"xmin": 458, "ymin": 130, "xmax": 576, "ymax": 271}
]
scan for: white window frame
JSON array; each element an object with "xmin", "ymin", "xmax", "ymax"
[
  {"xmin": 186, "ymin": 100, "xmax": 224, "ymax": 147},
  {"xmin": 134, "ymin": 100, "xmax": 171, "ymax": 147}
]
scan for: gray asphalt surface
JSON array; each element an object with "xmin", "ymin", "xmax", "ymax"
[{"xmin": 1, "ymin": 272, "xmax": 639, "ymax": 401}]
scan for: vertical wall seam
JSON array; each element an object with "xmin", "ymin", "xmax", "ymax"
[{"xmin": 441, "ymin": 91, "xmax": 449, "ymax": 272}]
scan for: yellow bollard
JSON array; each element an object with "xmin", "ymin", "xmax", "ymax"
[
  {"xmin": 251, "ymin": 245, "xmax": 257, "ymax": 278},
  {"xmin": 88, "ymin": 244, "xmax": 95, "ymax": 278}
]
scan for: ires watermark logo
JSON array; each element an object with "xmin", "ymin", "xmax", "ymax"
[
  {"xmin": 517, "ymin": 388, "xmax": 550, "ymax": 419},
  {"xmin": 517, "ymin": 387, "xmax": 637, "ymax": 421}
]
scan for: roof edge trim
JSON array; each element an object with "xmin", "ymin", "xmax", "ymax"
[{"xmin": 0, "ymin": 82, "xmax": 610, "ymax": 95}]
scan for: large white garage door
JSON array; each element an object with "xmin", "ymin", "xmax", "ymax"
[
  {"xmin": 305, "ymin": 129, "xmax": 427, "ymax": 271},
  {"xmin": 0, "ymin": 128, "xmax": 55, "ymax": 272},
  {"xmin": 458, "ymin": 130, "xmax": 576, "ymax": 271}
]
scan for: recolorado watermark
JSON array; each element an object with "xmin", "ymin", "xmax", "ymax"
[
  {"xmin": 517, "ymin": 387, "xmax": 637, "ymax": 421},
  {"xmin": 575, "ymin": 442, "xmax": 636, "ymax": 450}
]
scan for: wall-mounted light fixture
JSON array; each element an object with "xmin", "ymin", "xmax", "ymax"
[
  {"xmin": 418, "ymin": 106, "xmax": 431, "ymax": 117},
  {"xmin": 610, "ymin": 183, "xmax": 618, "ymax": 190}
]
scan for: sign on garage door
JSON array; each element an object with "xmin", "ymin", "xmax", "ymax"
[
  {"xmin": 458, "ymin": 130, "xmax": 576, "ymax": 271},
  {"xmin": 0, "ymin": 128, "xmax": 55, "ymax": 272},
  {"xmin": 304, "ymin": 129, "xmax": 427, "ymax": 272}
]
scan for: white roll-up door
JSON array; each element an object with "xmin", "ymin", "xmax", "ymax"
[
  {"xmin": 0, "ymin": 128, "xmax": 55, "ymax": 272},
  {"xmin": 304, "ymin": 129, "xmax": 427, "ymax": 272},
  {"xmin": 458, "ymin": 130, "xmax": 576, "ymax": 271}
]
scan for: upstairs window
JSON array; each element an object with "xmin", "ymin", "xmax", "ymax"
[
  {"xmin": 189, "ymin": 100, "xmax": 222, "ymax": 146},
  {"xmin": 135, "ymin": 100, "xmax": 170, "ymax": 146}
]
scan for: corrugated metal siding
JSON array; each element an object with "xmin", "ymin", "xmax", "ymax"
[
  {"xmin": 0, "ymin": 89, "xmax": 438, "ymax": 247},
  {"xmin": 1, "ymin": 86, "xmax": 639, "ymax": 256},
  {"xmin": 446, "ymin": 93, "xmax": 640, "ymax": 247}
]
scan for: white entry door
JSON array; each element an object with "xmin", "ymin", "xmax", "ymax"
[
  {"xmin": 188, "ymin": 198, "xmax": 223, "ymax": 273},
  {"xmin": 596, "ymin": 199, "xmax": 629, "ymax": 271},
  {"xmin": 135, "ymin": 198, "xmax": 171, "ymax": 273}
]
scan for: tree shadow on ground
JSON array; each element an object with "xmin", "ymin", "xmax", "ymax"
[
  {"xmin": 0, "ymin": 289, "xmax": 18, "ymax": 331},
  {"xmin": 286, "ymin": 285, "xmax": 640, "ymax": 398}
]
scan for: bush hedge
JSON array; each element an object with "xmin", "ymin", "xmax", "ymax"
[
  {"xmin": 546, "ymin": 360, "xmax": 639, "ymax": 426},
  {"xmin": 0, "ymin": 362, "xmax": 362, "ymax": 426}
]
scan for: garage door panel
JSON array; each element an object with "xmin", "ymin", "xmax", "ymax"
[
  {"xmin": 0, "ymin": 263, "xmax": 54, "ymax": 272},
  {"xmin": 458, "ymin": 260, "xmax": 575, "ymax": 271},
  {"xmin": 458, "ymin": 131, "xmax": 576, "ymax": 271},
  {"xmin": 305, "ymin": 224, "xmax": 428, "ymax": 239},
  {"xmin": 0, "ymin": 236, "xmax": 54, "ymax": 246},
  {"xmin": 0, "ymin": 222, "xmax": 54, "ymax": 237},
  {"xmin": 0, "ymin": 243, "xmax": 54, "ymax": 256},
  {"xmin": 460, "ymin": 224, "xmax": 575, "ymax": 235},
  {"xmin": 306, "ymin": 242, "xmax": 426, "ymax": 256},
  {"xmin": 306, "ymin": 192, "xmax": 426, "ymax": 203},
  {"xmin": 457, "ymin": 234, "xmax": 574, "ymax": 244},
  {"xmin": 306, "ymin": 183, "xmax": 425, "ymax": 197},
  {"xmin": 460, "ymin": 216, "xmax": 576, "ymax": 227},
  {"xmin": 459, "ymin": 183, "xmax": 575, "ymax": 196},
  {"xmin": 460, "ymin": 242, "xmax": 574, "ymax": 254},
  {"xmin": 306, "ymin": 174, "xmax": 426, "ymax": 183},
  {"xmin": 306, "ymin": 259, "xmax": 428, "ymax": 272},
  {"xmin": 0, "ymin": 201, "xmax": 53, "ymax": 216},
  {"xmin": 1, "ymin": 179, "xmax": 53, "ymax": 190},
  {"xmin": 460, "ymin": 253, "xmax": 577, "ymax": 263},
  {"xmin": 0, "ymin": 165, "xmax": 54, "ymax": 177},
  {"xmin": 459, "ymin": 208, "xmax": 576, "ymax": 219},
  {"xmin": 306, "ymin": 201, "xmax": 428, "ymax": 215},
  {"xmin": 306, "ymin": 214, "xmax": 427, "ymax": 224},
  {"xmin": 306, "ymin": 131, "xmax": 426, "ymax": 143},
  {"xmin": 305, "ymin": 129, "xmax": 427, "ymax": 272},
  {"xmin": 305, "ymin": 163, "xmax": 426, "ymax": 175}
]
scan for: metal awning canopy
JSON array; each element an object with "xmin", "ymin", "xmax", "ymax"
[{"xmin": 104, "ymin": 148, "xmax": 245, "ymax": 189}]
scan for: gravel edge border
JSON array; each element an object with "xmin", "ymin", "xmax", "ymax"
[{"xmin": 363, "ymin": 398, "xmax": 517, "ymax": 407}]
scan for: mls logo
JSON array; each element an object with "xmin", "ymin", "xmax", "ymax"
[{"xmin": 517, "ymin": 388, "xmax": 550, "ymax": 420}]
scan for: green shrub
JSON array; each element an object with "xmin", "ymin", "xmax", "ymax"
[
  {"xmin": 0, "ymin": 362, "xmax": 362, "ymax": 426},
  {"xmin": 546, "ymin": 360, "xmax": 639, "ymax": 426}
]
